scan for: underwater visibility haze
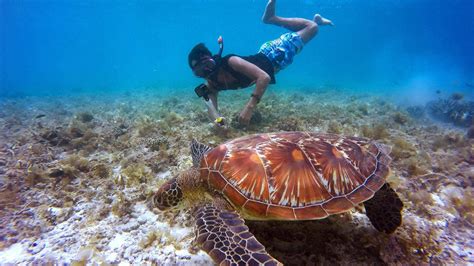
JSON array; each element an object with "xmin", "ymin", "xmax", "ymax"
[
  {"xmin": 2, "ymin": 0, "xmax": 474, "ymax": 98},
  {"xmin": 0, "ymin": 0, "xmax": 473, "ymax": 264}
]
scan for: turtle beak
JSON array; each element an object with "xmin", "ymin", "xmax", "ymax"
[{"xmin": 151, "ymin": 192, "xmax": 168, "ymax": 211}]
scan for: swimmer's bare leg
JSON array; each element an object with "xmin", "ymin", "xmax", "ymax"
[
  {"xmin": 262, "ymin": 0, "xmax": 333, "ymax": 44},
  {"xmin": 314, "ymin": 14, "xmax": 334, "ymax": 26}
]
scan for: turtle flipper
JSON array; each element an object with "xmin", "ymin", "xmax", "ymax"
[
  {"xmin": 364, "ymin": 183, "xmax": 403, "ymax": 234},
  {"xmin": 191, "ymin": 139, "xmax": 212, "ymax": 168},
  {"xmin": 193, "ymin": 204, "xmax": 281, "ymax": 265}
]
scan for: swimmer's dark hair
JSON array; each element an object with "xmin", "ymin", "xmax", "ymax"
[{"xmin": 188, "ymin": 43, "xmax": 212, "ymax": 69}]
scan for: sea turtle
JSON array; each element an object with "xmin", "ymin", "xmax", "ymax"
[{"xmin": 152, "ymin": 132, "xmax": 403, "ymax": 265}]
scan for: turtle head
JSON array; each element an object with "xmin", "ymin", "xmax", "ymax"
[{"xmin": 152, "ymin": 177, "xmax": 183, "ymax": 210}]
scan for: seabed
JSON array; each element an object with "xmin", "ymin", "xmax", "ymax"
[{"xmin": 0, "ymin": 87, "xmax": 472, "ymax": 265}]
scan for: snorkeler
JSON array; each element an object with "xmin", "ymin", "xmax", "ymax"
[{"xmin": 188, "ymin": 0, "xmax": 333, "ymax": 127}]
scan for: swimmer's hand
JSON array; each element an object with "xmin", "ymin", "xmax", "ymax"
[
  {"xmin": 238, "ymin": 105, "xmax": 253, "ymax": 126},
  {"xmin": 214, "ymin": 116, "xmax": 226, "ymax": 127}
]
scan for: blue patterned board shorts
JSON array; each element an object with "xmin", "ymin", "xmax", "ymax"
[{"xmin": 258, "ymin": 32, "xmax": 304, "ymax": 71}]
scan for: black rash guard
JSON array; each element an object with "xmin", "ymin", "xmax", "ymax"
[{"xmin": 208, "ymin": 53, "xmax": 276, "ymax": 91}]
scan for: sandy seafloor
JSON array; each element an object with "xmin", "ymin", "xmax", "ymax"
[{"xmin": 0, "ymin": 87, "xmax": 472, "ymax": 265}]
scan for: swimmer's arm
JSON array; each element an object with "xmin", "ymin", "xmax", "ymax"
[
  {"xmin": 228, "ymin": 56, "xmax": 270, "ymax": 108},
  {"xmin": 203, "ymin": 82, "xmax": 225, "ymax": 125},
  {"xmin": 205, "ymin": 92, "xmax": 221, "ymax": 120}
]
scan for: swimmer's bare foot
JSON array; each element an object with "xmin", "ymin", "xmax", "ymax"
[
  {"xmin": 314, "ymin": 14, "xmax": 334, "ymax": 26},
  {"xmin": 262, "ymin": 0, "xmax": 277, "ymax": 24}
]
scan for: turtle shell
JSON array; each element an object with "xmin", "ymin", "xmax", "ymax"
[{"xmin": 199, "ymin": 132, "xmax": 391, "ymax": 220}]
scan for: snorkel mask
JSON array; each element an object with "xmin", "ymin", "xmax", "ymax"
[
  {"xmin": 192, "ymin": 56, "xmax": 216, "ymax": 78},
  {"xmin": 192, "ymin": 36, "xmax": 224, "ymax": 78}
]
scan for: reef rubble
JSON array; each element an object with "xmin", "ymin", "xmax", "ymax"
[{"xmin": 0, "ymin": 88, "xmax": 472, "ymax": 265}]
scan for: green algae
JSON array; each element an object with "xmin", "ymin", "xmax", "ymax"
[
  {"xmin": 121, "ymin": 163, "xmax": 153, "ymax": 187},
  {"xmin": 76, "ymin": 112, "xmax": 94, "ymax": 123},
  {"xmin": 327, "ymin": 121, "xmax": 342, "ymax": 134},
  {"xmin": 450, "ymin": 189, "xmax": 474, "ymax": 224},
  {"xmin": 136, "ymin": 116, "xmax": 159, "ymax": 138},
  {"xmin": 276, "ymin": 116, "xmax": 304, "ymax": 131},
  {"xmin": 25, "ymin": 165, "xmax": 46, "ymax": 186},
  {"xmin": 90, "ymin": 163, "xmax": 111, "ymax": 179},
  {"xmin": 62, "ymin": 154, "xmax": 90, "ymax": 173},
  {"xmin": 393, "ymin": 111, "xmax": 410, "ymax": 125},
  {"xmin": 390, "ymin": 137, "xmax": 417, "ymax": 160},
  {"xmin": 3, "ymin": 89, "xmax": 472, "ymax": 265},
  {"xmin": 111, "ymin": 191, "xmax": 133, "ymax": 217},
  {"xmin": 360, "ymin": 124, "xmax": 390, "ymax": 140},
  {"xmin": 432, "ymin": 132, "xmax": 468, "ymax": 151}
]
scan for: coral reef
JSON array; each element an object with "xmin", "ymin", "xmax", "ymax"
[
  {"xmin": 426, "ymin": 93, "xmax": 474, "ymax": 127},
  {"xmin": 467, "ymin": 125, "xmax": 474, "ymax": 139},
  {"xmin": 76, "ymin": 112, "xmax": 94, "ymax": 123},
  {"xmin": 0, "ymin": 88, "xmax": 472, "ymax": 265},
  {"xmin": 451, "ymin": 92, "xmax": 464, "ymax": 101},
  {"xmin": 431, "ymin": 132, "xmax": 468, "ymax": 151}
]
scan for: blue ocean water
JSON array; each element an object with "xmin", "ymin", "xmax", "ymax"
[
  {"xmin": 1, "ymin": 0, "xmax": 473, "ymax": 101},
  {"xmin": 1, "ymin": 2, "xmax": 474, "ymax": 264}
]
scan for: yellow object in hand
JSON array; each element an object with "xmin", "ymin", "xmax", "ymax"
[{"xmin": 215, "ymin": 117, "xmax": 225, "ymax": 126}]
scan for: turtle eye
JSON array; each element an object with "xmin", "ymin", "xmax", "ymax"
[{"xmin": 153, "ymin": 178, "xmax": 183, "ymax": 210}]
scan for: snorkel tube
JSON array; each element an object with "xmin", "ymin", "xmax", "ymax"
[
  {"xmin": 193, "ymin": 36, "xmax": 226, "ymax": 126},
  {"xmin": 216, "ymin": 36, "xmax": 224, "ymax": 59}
]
